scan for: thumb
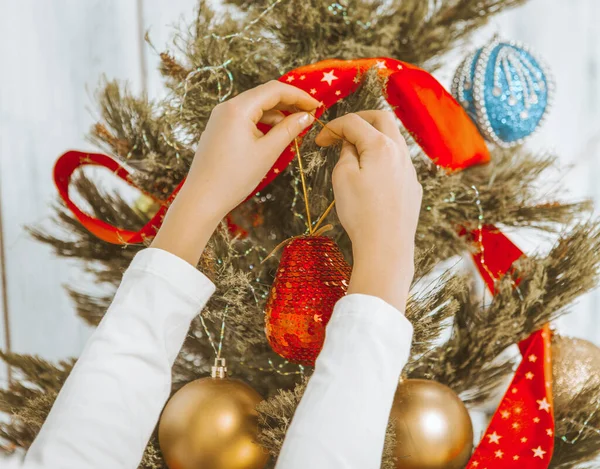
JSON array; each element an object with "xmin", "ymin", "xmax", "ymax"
[{"xmin": 259, "ymin": 112, "xmax": 315, "ymax": 156}]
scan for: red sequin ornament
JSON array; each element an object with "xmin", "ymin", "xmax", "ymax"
[{"xmin": 265, "ymin": 236, "xmax": 352, "ymax": 366}]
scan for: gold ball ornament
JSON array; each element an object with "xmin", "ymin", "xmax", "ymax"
[
  {"xmin": 389, "ymin": 379, "xmax": 473, "ymax": 469},
  {"xmin": 158, "ymin": 359, "xmax": 268, "ymax": 469},
  {"xmin": 552, "ymin": 335, "xmax": 600, "ymax": 411}
]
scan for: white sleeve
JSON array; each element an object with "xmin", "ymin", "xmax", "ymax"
[
  {"xmin": 20, "ymin": 248, "xmax": 215, "ymax": 469},
  {"xmin": 275, "ymin": 293, "xmax": 413, "ymax": 469}
]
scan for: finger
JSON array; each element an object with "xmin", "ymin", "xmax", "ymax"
[
  {"xmin": 337, "ymin": 140, "xmax": 361, "ymax": 171},
  {"xmin": 259, "ymin": 111, "xmax": 315, "ymax": 156},
  {"xmin": 353, "ymin": 110, "xmax": 405, "ymax": 147},
  {"xmin": 235, "ymin": 81, "xmax": 320, "ymax": 123},
  {"xmin": 259, "ymin": 110, "xmax": 285, "ymax": 127},
  {"xmin": 272, "ymin": 103, "xmax": 312, "ymax": 113},
  {"xmin": 332, "ymin": 142, "xmax": 360, "ymax": 194},
  {"xmin": 315, "ymin": 113, "xmax": 382, "ymax": 154},
  {"xmin": 355, "ymin": 110, "xmax": 413, "ymax": 170}
]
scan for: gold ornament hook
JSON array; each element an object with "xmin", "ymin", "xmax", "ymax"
[{"xmin": 211, "ymin": 357, "xmax": 228, "ymax": 379}]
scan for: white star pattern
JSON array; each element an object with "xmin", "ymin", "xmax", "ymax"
[
  {"xmin": 487, "ymin": 432, "xmax": 502, "ymax": 444},
  {"xmin": 513, "ymin": 455, "xmax": 520, "ymax": 461},
  {"xmin": 286, "ymin": 75, "xmax": 295, "ymax": 82},
  {"xmin": 533, "ymin": 417, "xmax": 541, "ymax": 423},
  {"xmin": 515, "ymin": 407, "xmax": 522, "ymax": 414},
  {"xmin": 321, "ymin": 70, "xmax": 338, "ymax": 86},
  {"xmin": 501, "ymin": 410, "xmax": 510, "ymax": 419},
  {"xmin": 397, "ymin": 64, "xmax": 403, "ymax": 70},
  {"xmin": 300, "ymin": 75, "xmax": 306, "ymax": 80},
  {"xmin": 511, "ymin": 387, "xmax": 518, "ymax": 394},
  {"xmin": 546, "ymin": 428, "xmax": 553, "ymax": 436},
  {"xmin": 532, "ymin": 446, "xmax": 547, "ymax": 459},
  {"xmin": 525, "ymin": 372, "xmax": 534, "ymax": 380},
  {"xmin": 495, "ymin": 450, "xmax": 504, "ymax": 459},
  {"xmin": 309, "ymin": 88, "xmax": 317, "ymax": 95},
  {"xmin": 537, "ymin": 397, "xmax": 551, "ymax": 412},
  {"xmin": 521, "ymin": 437, "xmax": 528, "ymax": 443},
  {"xmin": 512, "ymin": 422, "xmax": 520, "ymax": 430},
  {"xmin": 529, "ymin": 354, "xmax": 538, "ymax": 362},
  {"xmin": 472, "ymin": 462, "xmax": 479, "ymax": 467},
  {"xmin": 375, "ymin": 60, "xmax": 387, "ymax": 69},
  {"xmin": 335, "ymin": 90, "xmax": 341, "ymax": 96}
]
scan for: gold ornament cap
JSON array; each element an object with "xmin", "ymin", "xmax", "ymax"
[{"xmin": 211, "ymin": 357, "xmax": 228, "ymax": 378}]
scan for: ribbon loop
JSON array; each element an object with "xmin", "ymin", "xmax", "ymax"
[{"xmin": 54, "ymin": 151, "xmax": 182, "ymax": 244}]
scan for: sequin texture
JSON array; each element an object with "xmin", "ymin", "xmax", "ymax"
[{"xmin": 265, "ymin": 236, "xmax": 352, "ymax": 366}]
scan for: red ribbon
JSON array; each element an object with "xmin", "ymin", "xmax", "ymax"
[
  {"xmin": 53, "ymin": 151, "xmax": 181, "ymax": 244},
  {"xmin": 53, "ymin": 57, "xmax": 489, "ymax": 244},
  {"xmin": 466, "ymin": 229, "xmax": 554, "ymax": 468}
]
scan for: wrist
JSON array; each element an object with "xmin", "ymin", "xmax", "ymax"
[
  {"xmin": 150, "ymin": 186, "xmax": 224, "ymax": 267},
  {"xmin": 352, "ymin": 237, "xmax": 414, "ymax": 274},
  {"xmin": 177, "ymin": 183, "xmax": 228, "ymax": 227},
  {"xmin": 349, "ymin": 242, "xmax": 414, "ymax": 312}
]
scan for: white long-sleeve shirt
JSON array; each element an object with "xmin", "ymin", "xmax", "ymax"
[{"xmin": 5, "ymin": 248, "xmax": 413, "ymax": 469}]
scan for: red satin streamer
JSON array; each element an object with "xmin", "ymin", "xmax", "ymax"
[
  {"xmin": 466, "ymin": 228, "xmax": 554, "ymax": 468},
  {"xmin": 53, "ymin": 57, "xmax": 489, "ymax": 244},
  {"xmin": 53, "ymin": 151, "xmax": 180, "ymax": 244}
]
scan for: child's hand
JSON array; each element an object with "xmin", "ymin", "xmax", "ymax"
[
  {"xmin": 315, "ymin": 111, "xmax": 422, "ymax": 311},
  {"xmin": 152, "ymin": 82, "xmax": 319, "ymax": 266},
  {"xmin": 182, "ymin": 81, "xmax": 319, "ymax": 221}
]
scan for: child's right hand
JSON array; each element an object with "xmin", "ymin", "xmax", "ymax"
[
  {"xmin": 152, "ymin": 81, "xmax": 318, "ymax": 266},
  {"xmin": 315, "ymin": 111, "xmax": 422, "ymax": 311}
]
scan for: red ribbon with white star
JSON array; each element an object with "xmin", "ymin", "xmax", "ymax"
[
  {"xmin": 53, "ymin": 151, "xmax": 247, "ymax": 244},
  {"xmin": 53, "ymin": 57, "xmax": 490, "ymax": 244},
  {"xmin": 467, "ymin": 323, "xmax": 554, "ymax": 467},
  {"xmin": 466, "ymin": 228, "xmax": 554, "ymax": 468}
]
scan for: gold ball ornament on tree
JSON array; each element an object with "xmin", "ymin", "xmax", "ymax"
[
  {"xmin": 389, "ymin": 379, "xmax": 473, "ymax": 469},
  {"xmin": 552, "ymin": 335, "xmax": 600, "ymax": 411},
  {"xmin": 158, "ymin": 359, "xmax": 268, "ymax": 469}
]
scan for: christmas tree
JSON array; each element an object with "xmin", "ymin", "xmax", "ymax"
[{"xmin": 3, "ymin": 1, "xmax": 600, "ymax": 468}]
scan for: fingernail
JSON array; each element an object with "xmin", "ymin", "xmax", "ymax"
[{"xmin": 299, "ymin": 112, "xmax": 314, "ymax": 128}]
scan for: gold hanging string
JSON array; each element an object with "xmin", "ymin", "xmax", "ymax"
[
  {"xmin": 261, "ymin": 223, "xmax": 334, "ymax": 264},
  {"xmin": 292, "ymin": 108, "xmax": 347, "ymax": 233},
  {"xmin": 305, "ymin": 108, "xmax": 344, "ymax": 140},
  {"xmin": 263, "ymin": 109, "xmax": 348, "ymax": 264},
  {"xmin": 294, "ymin": 137, "xmax": 313, "ymax": 234},
  {"xmin": 313, "ymin": 200, "xmax": 336, "ymax": 233}
]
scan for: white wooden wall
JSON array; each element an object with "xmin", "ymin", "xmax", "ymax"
[{"xmin": 1, "ymin": 0, "xmax": 599, "ymax": 387}]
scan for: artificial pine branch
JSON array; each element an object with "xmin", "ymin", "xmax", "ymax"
[{"xmin": 410, "ymin": 223, "xmax": 600, "ymax": 405}]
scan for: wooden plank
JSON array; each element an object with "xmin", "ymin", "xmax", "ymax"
[
  {"xmin": 0, "ymin": 194, "xmax": 9, "ymax": 384},
  {"xmin": 140, "ymin": 0, "xmax": 201, "ymax": 99},
  {"xmin": 0, "ymin": 0, "xmax": 145, "ymax": 362}
]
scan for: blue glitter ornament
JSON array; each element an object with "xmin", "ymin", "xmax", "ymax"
[{"xmin": 451, "ymin": 37, "xmax": 554, "ymax": 147}]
